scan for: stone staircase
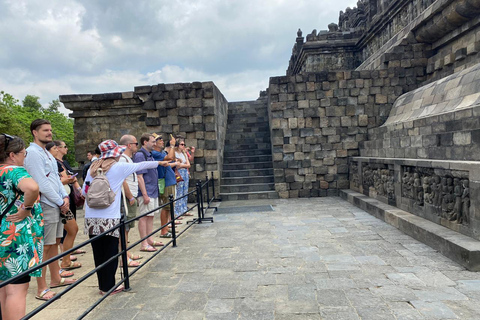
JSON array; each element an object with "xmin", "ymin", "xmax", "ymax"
[{"xmin": 219, "ymin": 99, "xmax": 279, "ymax": 201}]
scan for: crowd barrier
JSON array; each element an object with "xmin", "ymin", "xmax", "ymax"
[{"xmin": 0, "ymin": 174, "xmax": 217, "ymax": 320}]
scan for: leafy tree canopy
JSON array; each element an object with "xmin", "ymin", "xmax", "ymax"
[{"xmin": 0, "ymin": 91, "xmax": 76, "ymax": 165}]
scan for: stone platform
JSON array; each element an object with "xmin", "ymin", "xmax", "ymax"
[
  {"xmin": 83, "ymin": 198, "xmax": 480, "ymax": 320},
  {"xmin": 340, "ymin": 189, "xmax": 480, "ymax": 271}
]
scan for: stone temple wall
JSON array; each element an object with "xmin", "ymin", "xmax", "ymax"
[
  {"xmin": 268, "ymin": 65, "xmax": 422, "ymax": 198},
  {"xmin": 60, "ymin": 81, "xmax": 228, "ymax": 196}
]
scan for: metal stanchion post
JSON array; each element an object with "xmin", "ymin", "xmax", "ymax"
[
  {"xmin": 169, "ymin": 194, "xmax": 177, "ymax": 247},
  {"xmin": 206, "ymin": 174, "xmax": 210, "ymax": 206},
  {"xmin": 119, "ymin": 213, "xmax": 131, "ymax": 290},
  {"xmin": 196, "ymin": 182, "xmax": 202, "ymax": 223}
]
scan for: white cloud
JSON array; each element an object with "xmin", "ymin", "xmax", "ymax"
[{"xmin": 0, "ymin": 0, "xmax": 359, "ymax": 110}]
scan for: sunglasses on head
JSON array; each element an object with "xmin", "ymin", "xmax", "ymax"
[{"xmin": 2, "ymin": 133, "xmax": 14, "ymax": 151}]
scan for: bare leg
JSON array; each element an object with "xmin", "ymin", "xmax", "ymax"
[
  {"xmin": 61, "ymin": 219, "xmax": 79, "ymax": 268},
  {"xmin": 146, "ymin": 216, "xmax": 155, "ymax": 245},
  {"xmin": 0, "ymin": 283, "xmax": 29, "ymax": 320},
  {"xmin": 36, "ymin": 244, "xmax": 56, "ymax": 298},
  {"xmin": 49, "ymin": 239, "xmax": 76, "ymax": 287},
  {"xmin": 138, "ymin": 216, "xmax": 149, "ymax": 248},
  {"xmin": 160, "ymin": 209, "xmax": 170, "ymax": 235}
]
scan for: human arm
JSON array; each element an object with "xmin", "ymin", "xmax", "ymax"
[
  {"xmin": 180, "ymin": 151, "xmax": 191, "ymax": 169},
  {"xmin": 164, "ymin": 136, "xmax": 176, "ymax": 161},
  {"xmin": 24, "ymin": 151, "xmax": 66, "ymax": 207},
  {"xmin": 122, "ymin": 180, "xmax": 135, "ymax": 205},
  {"xmin": 5, "ymin": 177, "xmax": 39, "ymax": 222},
  {"xmin": 137, "ymin": 174, "xmax": 150, "ymax": 205}
]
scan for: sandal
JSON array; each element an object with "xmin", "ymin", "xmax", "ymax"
[
  {"xmin": 174, "ymin": 221, "xmax": 182, "ymax": 225},
  {"xmin": 61, "ymin": 261, "xmax": 82, "ymax": 270},
  {"xmin": 99, "ymin": 285, "xmax": 124, "ymax": 296},
  {"xmin": 120, "ymin": 258, "xmax": 141, "ymax": 268},
  {"xmin": 50, "ymin": 277, "xmax": 77, "ymax": 288},
  {"xmin": 74, "ymin": 249, "xmax": 86, "ymax": 254},
  {"xmin": 140, "ymin": 245, "xmax": 157, "ymax": 252},
  {"xmin": 159, "ymin": 232, "xmax": 172, "ymax": 238},
  {"xmin": 128, "ymin": 253, "xmax": 143, "ymax": 260},
  {"xmin": 59, "ymin": 269, "xmax": 74, "ymax": 278},
  {"xmin": 35, "ymin": 288, "xmax": 56, "ymax": 301},
  {"xmin": 184, "ymin": 213, "xmax": 194, "ymax": 216},
  {"xmin": 150, "ymin": 241, "xmax": 164, "ymax": 247}
]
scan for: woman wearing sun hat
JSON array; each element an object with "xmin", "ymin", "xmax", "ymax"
[{"xmin": 82, "ymin": 139, "xmax": 169, "ymax": 295}]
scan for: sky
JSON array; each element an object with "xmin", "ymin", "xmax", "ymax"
[{"xmin": 0, "ymin": 0, "xmax": 358, "ymax": 113}]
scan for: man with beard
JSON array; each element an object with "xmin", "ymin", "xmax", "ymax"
[{"xmin": 24, "ymin": 119, "xmax": 76, "ymax": 301}]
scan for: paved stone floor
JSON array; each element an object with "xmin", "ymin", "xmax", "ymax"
[{"xmin": 30, "ymin": 198, "xmax": 480, "ymax": 319}]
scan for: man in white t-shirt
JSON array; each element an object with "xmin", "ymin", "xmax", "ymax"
[{"xmin": 118, "ymin": 135, "xmax": 141, "ymax": 266}]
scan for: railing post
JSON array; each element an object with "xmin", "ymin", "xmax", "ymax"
[
  {"xmin": 196, "ymin": 182, "xmax": 202, "ymax": 223},
  {"xmin": 169, "ymin": 194, "xmax": 177, "ymax": 247},
  {"xmin": 206, "ymin": 173, "xmax": 210, "ymax": 206},
  {"xmin": 211, "ymin": 171, "xmax": 216, "ymax": 199},
  {"xmin": 119, "ymin": 212, "xmax": 130, "ymax": 290},
  {"xmin": 199, "ymin": 180, "xmax": 205, "ymax": 219}
]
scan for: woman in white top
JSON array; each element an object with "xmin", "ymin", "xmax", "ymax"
[
  {"xmin": 82, "ymin": 140, "xmax": 168, "ymax": 295},
  {"xmin": 174, "ymin": 137, "xmax": 191, "ymax": 217}
]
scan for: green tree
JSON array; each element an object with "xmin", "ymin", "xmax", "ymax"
[
  {"xmin": 22, "ymin": 95, "xmax": 43, "ymax": 112},
  {"xmin": 0, "ymin": 92, "xmax": 76, "ymax": 166}
]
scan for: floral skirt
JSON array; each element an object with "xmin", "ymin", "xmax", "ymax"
[
  {"xmin": 174, "ymin": 168, "xmax": 189, "ymax": 217},
  {"xmin": 0, "ymin": 206, "xmax": 44, "ymax": 280}
]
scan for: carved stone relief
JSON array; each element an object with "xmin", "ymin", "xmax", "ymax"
[
  {"xmin": 362, "ymin": 163, "xmax": 394, "ymax": 200},
  {"xmin": 401, "ymin": 166, "xmax": 470, "ymax": 225}
]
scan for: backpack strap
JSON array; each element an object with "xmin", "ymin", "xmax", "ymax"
[{"xmin": 138, "ymin": 149, "xmax": 149, "ymax": 162}]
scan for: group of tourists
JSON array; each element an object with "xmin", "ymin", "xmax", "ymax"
[{"xmin": 0, "ymin": 119, "xmax": 195, "ymax": 319}]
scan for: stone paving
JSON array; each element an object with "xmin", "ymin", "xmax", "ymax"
[{"xmin": 31, "ymin": 197, "xmax": 480, "ymax": 319}]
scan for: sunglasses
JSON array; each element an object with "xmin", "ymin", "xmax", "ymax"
[
  {"xmin": 129, "ymin": 142, "xmax": 139, "ymax": 145},
  {"xmin": 179, "ymin": 143, "xmax": 185, "ymax": 146},
  {"xmin": 59, "ymin": 145, "xmax": 68, "ymax": 149},
  {"xmin": 2, "ymin": 133, "xmax": 14, "ymax": 151}
]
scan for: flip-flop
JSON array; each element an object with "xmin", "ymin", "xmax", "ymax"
[
  {"xmin": 61, "ymin": 261, "xmax": 82, "ymax": 270},
  {"xmin": 150, "ymin": 241, "xmax": 164, "ymax": 247},
  {"xmin": 128, "ymin": 253, "xmax": 143, "ymax": 260},
  {"xmin": 159, "ymin": 232, "xmax": 172, "ymax": 238},
  {"xmin": 99, "ymin": 285, "xmax": 124, "ymax": 296},
  {"xmin": 184, "ymin": 213, "xmax": 194, "ymax": 216},
  {"xmin": 35, "ymin": 288, "xmax": 56, "ymax": 301},
  {"xmin": 50, "ymin": 277, "xmax": 77, "ymax": 288},
  {"xmin": 59, "ymin": 269, "xmax": 74, "ymax": 278},
  {"xmin": 174, "ymin": 221, "xmax": 182, "ymax": 225},
  {"xmin": 74, "ymin": 249, "xmax": 86, "ymax": 254},
  {"xmin": 120, "ymin": 258, "xmax": 141, "ymax": 268},
  {"xmin": 140, "ymin": 245, "xmax": 157, "ymax": 252}
]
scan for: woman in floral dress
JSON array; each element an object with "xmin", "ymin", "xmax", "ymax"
[
  {"xmin": 174, "ymin": 137, "xmax": 190, "ymax": 217},
  {"xmin": 0, "ymin": 134, "xmax": 43, "ymax": 320}
]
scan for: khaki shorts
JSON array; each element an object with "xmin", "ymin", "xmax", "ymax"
[
  {"xmin": 159, "ymin": 185, "xmax": 176, "ymax": 211},
  {"xmin": 137, "ymin": 196, "xmax": 159, "ymax": 217},
  {"xmin": 42, "ymin": 203, "xmax": 64, "ymax": 245},
  {"xmin": 126, "ymin": 199, "xmax": 137, "ymax": 230}
]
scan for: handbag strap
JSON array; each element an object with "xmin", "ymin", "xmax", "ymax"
[{"xmin": 1, "ymin": 192, "xmax": 20, "ymax": 221}]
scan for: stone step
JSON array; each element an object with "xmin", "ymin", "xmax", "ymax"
[
  {"xmin": 226, "ymin": 123, "xmax": 270, "ymax": 131},
  {"xmin": 223, "ymin": 155, "xmax": 272, "ymax": 164},
  {"xmin": 227, "ymin": 116, "xmax": 268, "ymax": 125},
  {"xmin": 224, "ymin": 143, "xmax": 271, "ymax": 152},
  {"xmin": 340, "ymin": 189, "xmax": 480, "ymax": 271},
  {"xmin": 227, "ymin": 112, "xmax": 268, "ymax": 118},
  {"xmin": 221, "ymin": 183, "xmax": 275, "ymax": 193},
  {"xmin": 219, "ymin": 191, "xmax": 279, "ymax": 201},
  {"xmin": 221, "ymin": 175, "xmax": 275, "ymax": 185},
  {"xmin": 224, "ymin": 136, "xmax": 272, "ymax": 145},
  {"xmin": 222, "ymin": 168, "xmax": 274, "ymax": 177},
  {"xmin": 223, "ymin": 161, "xmax": 273, "ymax": 170},
  {"xmin": 225, "ymin": 131, "xmax": 271, "ymax": 140},
  {"xmin": 224, "ymin": 149, "xmax": 272, "ymax": 157},
  {"xmin": 226, "ymin": 126, "xmax": 270, "ymax": 133}
]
